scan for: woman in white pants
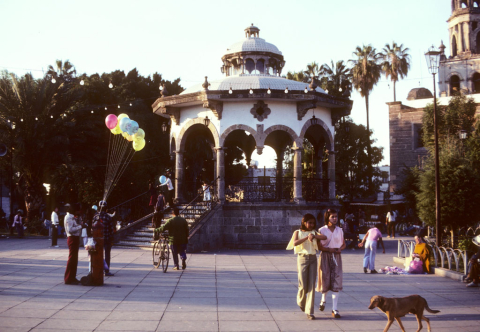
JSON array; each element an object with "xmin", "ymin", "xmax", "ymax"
[{"xmin": 358, "ymin": 225, "xmax": 385, "ymax": 273}]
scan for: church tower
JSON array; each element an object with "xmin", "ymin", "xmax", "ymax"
[{"xmin": 438, "ymin": 0, "xmax": 480, "ymax": 96}]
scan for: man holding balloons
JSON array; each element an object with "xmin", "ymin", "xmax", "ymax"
[{"xmin": 159, "ymin": 172, "xmax": 175, "ymax": 208}]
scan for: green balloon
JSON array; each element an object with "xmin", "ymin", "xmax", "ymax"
[{"xmin": 133, "ymin": 138, "xmax": 145, "ymax": 151}]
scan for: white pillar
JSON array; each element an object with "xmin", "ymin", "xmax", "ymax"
[
  {"xmin": 175, "ymin": 151, "xmax": 184, "ymax": 203},
  {"xmin": 215, "ymin": 147, "xmax": 225, "ymax": 203},
  {"xmin": 293, "ymin": 147, "xmax": 304, "ymax": 203}
]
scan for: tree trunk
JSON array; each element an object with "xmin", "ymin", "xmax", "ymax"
[
  {"xmin": 450, "ymin": 229, "xmax": 455, "ymax": 248},
  {"xmin": 365, "ymin": 92, "xmax": 372, "ymax": 194},
  {"xmin": 393, "ymin": 80, "xmax": 396, "ymax": 102}
]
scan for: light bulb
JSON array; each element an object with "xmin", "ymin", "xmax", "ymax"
[
  {"xmin": 267, "ymin": 88, "xmax": 271, "ymax": 94},
  {"xmin": 326, "ymin": 89, "xmax": 329, "ymax": 94},
  {"xmin": 249, "ymin": 88, "xmax": 253, "ymax": 94},
  {"xmin": 7, "ymin": 120, "xmax": 10, "ymax": 122},
  {"xmin": 63, "ymin": 114, "xmax": 66, "ymax": 117},
  {"xmin": 304, "ymin": 87, "xmax": 308, "ymax": 93},
  {"xmin": 50, "ymin": 115, "xmax": 53, "ymax": 118},
  {"xmin": 118, "ymin": 105, "xmax": 120, "ymax": 108},
  {"xmin": 339, "ymin": 87, "xmax": 343, "ymax": 92},
  {"xmin": 129, "ymin": 103, "xmax": 132, "ymax": 106},
  {"xmin": 80, "ymin": 80, "xmax": 85, "ymax": 86},
  {"xmin": 20, "ymin": 119, "xmax": 23, "ymax": 122},
  {"xmin": 229, "ymin": 87, "xmax": 233, "ymax": 94},
  {"xmin": 109, "ymin": 83, "xmax": 113, "ymax": 89},
  {"xmin": 51, "ymin": 78, "xmax": 56, "ymax": 83},
  {"xmin": 35, "ymin": 117, "xmax": 38, "ymax": 121},
  {"xmin": 284, "ymin": 87, "xmax": 288, "ymax": 94},
  {"xmin": 91, "ymin": 110, "xmax": 94, "ymax": 113},
  {"xmin": 105, "ymin": 107, "xmax": 107, "ymax": 110}
]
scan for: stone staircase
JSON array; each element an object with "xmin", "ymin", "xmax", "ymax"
[{"xmin": 115, "ymin": 202, "xmax": 212, "ymax": 248}]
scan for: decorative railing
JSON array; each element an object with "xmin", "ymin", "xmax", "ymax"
[
  {"xmin": 302, "ymin": 178, "xmax": 329, "ymax": 202},
  {"xmin": 397, "ymin": 238, "xmax": 471, "ymax": 275},
  {"xmin": 225, "ymin": 176, "xmax": 294, "ymax": 202},
  {"xmin": 183, "ymin": 177, "xmax": 218, "ymax": 232}
]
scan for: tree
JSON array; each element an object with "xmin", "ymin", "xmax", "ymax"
[
  {"xmin": 285, "ymin": 71, "xmax": 307, "ymax": 82},
  {"xmin": 380, "ymin": 42, "xmax": 410, "ymax": 102},
  {"xmin": 415, "ymin": 94, "xmax": 480, "ymax": 245},
  {"xmin": 349, "ymin": 45, "xmax": 382, "ymax": 193},
  {"xmin": 334, "ymin": 118, "xmax": 383, "ymax": 200},
  {"xmin": 320, "ymin": 60, "xmax": 351, "ymax": 97},
  {"xmin": 303, "ymin": 62, "xmax": 321, "ymax": 85}
]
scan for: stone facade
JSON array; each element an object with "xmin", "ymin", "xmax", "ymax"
[{"xmin": 187, "ymin": 203, "xmax": 340, "ymax": 252}]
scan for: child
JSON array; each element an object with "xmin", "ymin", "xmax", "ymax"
[
  {"xmin": 287, "ymin": 214, "xmax": 327, "ymax": 320},
  {"xmin": 202, "ymin": 182, "xmax": 211, "ymax": 204},
  {"xmin": 358, "ymin": 224, "xmax": 385, "ymax": 273},
  {"xmin": 317, "ymin": 208, "xmax": 346, "ymax": 319}
]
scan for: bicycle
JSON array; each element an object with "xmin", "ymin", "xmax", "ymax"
[{"xmin": 152, "ymin": 231, "xmax": 169, "ymax": 273}]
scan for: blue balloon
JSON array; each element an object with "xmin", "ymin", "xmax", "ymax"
[
  {"xmin": 127, "ymin": 120, "xmax": 139, "ymax": 135},
  {"xmin": 119, "ymin": 117, "xmax": 131, "ymax": 133},
  {"xmin": 159, "ymin": 175, "xmax": 166, "ymax": 184}
]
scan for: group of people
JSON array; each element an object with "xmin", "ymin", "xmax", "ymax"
[
  {"xmin": 287, "ymin": 209, "xmax": 345, "ymax": 320},
  {"xmin": 62, "ymin": 201, "xmax": 115, "ymax": 285}
]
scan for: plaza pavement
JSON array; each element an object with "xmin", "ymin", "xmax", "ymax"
[{"xmin": 0, "ymin": 236, "xmax": 479, "ymax": 332}]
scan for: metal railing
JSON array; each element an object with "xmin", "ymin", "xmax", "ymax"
[
  {"xmin": 397, "ymin": 238, "xmax": 470, "ymax": 275},
  {"xmin": 225, "ymin": 176, "xmax": 294, "ymax": 202},
  {"xmin": 302, "ymin": 178, "xmax": 330, "ymax": 202},
  {"xmin": 182, "ymin": 177, "xmax": 218, "ymax": 232},
  {"xmin": 110, "ymin": 191, "xmax": 150, "ymax": 226}
]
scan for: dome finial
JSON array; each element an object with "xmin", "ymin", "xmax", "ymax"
[
  {"xmin": 245, "ymin": 24, "xmax": 260, "ymax": 38},
  {"xmin": 202, "ymin": 76, "xmax": 210, "ymax": 91}
]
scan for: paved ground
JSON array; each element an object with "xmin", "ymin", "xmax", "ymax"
[{"xmin": 0, "ymin": 236, "xmax": 479, "ymax": 332}]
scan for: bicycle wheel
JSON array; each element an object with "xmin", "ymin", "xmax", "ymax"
[
  {"xmin": 161, "ymin": 239, "xmax": 169, "ymax": 273},
  {"xmin": 152, "ymin": 241, "xmax": 161, "ymax": 268}
]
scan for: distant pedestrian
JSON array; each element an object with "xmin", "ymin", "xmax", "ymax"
[
  {"xmin": 317, "ymin": 208, "xmax": 346, "ymax": 319},
  {"xmin": 64, "ymin": 207, "xmax": 83, "ymax": 284},
  {"xmin": 148, "ymin": 181, "xmax": 157, "ymax": 208},
  {"xmin": 286, "ymin": 213, "xmax": 326, "ymax": 320},
  {"xmin": 386, "ymin": 210, "xmax": 396, "ymax": 238},
  {"xmin": 153, "ymin": 192, "xmax": 166, "ymax": 230},
  {"xmin": 51, "ymin": 207, "xmax": 59, "ymax": 247},
  {"xmin": 154, "ymin": 207, "xmax": 188, "ymax": 270},
  {"xmin": 358, "ymin": 224, "xmax": 385, "ymax": 273},
  {"xmin": 13, "ymin": 210, "xmax": 24, "ymax": 238},
  {"xmin": 159, "ymin": 172, "xmax": 175, "ymax": 208}
]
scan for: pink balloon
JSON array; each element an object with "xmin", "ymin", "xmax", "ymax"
[{"xmin": 105, "ymin": 114, "xmax": 118, "ymax": 129}]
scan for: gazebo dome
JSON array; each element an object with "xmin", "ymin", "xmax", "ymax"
[
  {"xmin": 181, "ymin": 75, "xmax": 325, "ymax": 95},
  {"xmin": 406, "ymin": 88, "xmax": 433, "ymax": 100},
  {"xmin": 224, "ymin": 37, "xmax": 282, "ymax": 56}
]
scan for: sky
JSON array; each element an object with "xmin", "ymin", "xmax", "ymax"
[{"xmin": 0, "ymin": 0, "xmax": 452, "ymax": 167}]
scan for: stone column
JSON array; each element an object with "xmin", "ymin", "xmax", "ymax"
[
  {"xmin": 175, "ymin": 150, "xmax": 184, "ymax": 203},
  {"xmin": 215, "ymin": 147, "xmax": 225, "ymax": 203},
  {"xmin": 459, "ymin": 23, "xmax": 465, "ymax": 52},
  {"xmin": 275, "ymin": 149, "xmax": 284, "ymax": 201},
  {"xmin": 292, "ymin": 147, "xmax": 304, "ymax": 203},
  {"xmin": 328, "ymin": 151, "xmax": 336, "ymax": 200},
  {"xmin": 465, "ymin": 22, "xmax": 471, "ymax": 51}
]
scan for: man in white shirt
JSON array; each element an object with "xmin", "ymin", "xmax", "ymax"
[
  {"xmin": 385, "ymin": 210, "xmax": 396, "ymax": 239},
  {"xmin": 64, "ymin": 207, "xmax": 83, "ymax": 284},
  {"xmin": 159, "ymin": 172, "xmax": 175, "ymax": 208},
  {"xmin": 51, "ymin": 207, "xmax": 59, "ymax": 247}
]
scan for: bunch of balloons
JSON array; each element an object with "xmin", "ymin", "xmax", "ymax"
[{"xmin": 105, "ymin": 113, "xmax": 145, "ymax": 151}]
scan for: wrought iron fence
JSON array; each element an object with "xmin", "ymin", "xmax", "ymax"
[
  {"xmin": 225, "ymin": 177, "xmax": 294, "ymax": 202},
  {"xmin": 302, "ymin": 178, "xmax": 329, "ymax": 202}
]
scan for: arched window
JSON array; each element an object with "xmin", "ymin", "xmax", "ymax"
[
  {"xmin": 256, "ymin": 59, "xmax": 265, "ymax": 74},
  {"xmin": 474, "ymin": 1, "xmax": 480, "ymax": 7},
  {"xmin": 450, "ymin": 75, "xmax": 461, "ymax": 95},
  {"xmin": 452, "ymin": 35, "xmax": 458, "ymax": 56},
  {"xmin": 245, "ymin": 58, "xmax": 255, "ymax": 74},
  {"xmin": 473, "ymin": 73, "xmax": 480, "ymax": 93},
  {"xmin": 461, "ymin": 0, "xmax": 468, "ymax": 8}
]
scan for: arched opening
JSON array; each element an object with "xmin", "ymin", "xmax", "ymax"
[
  {"xmin": 255, "ymin": 59, "xmax": 265, "ymax": 74},
  {"xmin": 450, "ymin": 75, "xmax": 461, "ymax": 95},
  {"xmin": 181, "ymin": 124, "xmax": 216, "ymax": 202},
  {"xmin": 461, "ymin": 0, "xmax": 468, "ymax": 8},
  {"xmin": 245, "ymin": 58, "xmax": 255, "ymax": 74},
  {"xmin": 452, "ymin": 35, "xmax": 458, "ymax": 57},
  {"xmin": 474, "ymin": 1, "xmax": 479, "ymax": 7},
  {"xmin": 223, "ymin": 130, "xmax": 254, "ymax": 202},
  {"xmin": 473, "ymin": 73, "xmax": 480, "ymax": 93}
]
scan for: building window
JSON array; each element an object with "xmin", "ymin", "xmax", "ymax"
[
  {"xmin": 413, "ymin": 123, "xmax": 424, "ymax": 149},
  {"xmin": 473, "ymin": 72, "xmax": 480, "ymax": 93},
  {"xmin": 461, "ymin": 0, "xmax": 468, "ymax": 8},
  {"xmin": 452, "ymin": 35, "xmax": 458, "ymax": 57},
  {"xmin": 255, "ymin": 59, "xmax": 265, "ymax": 74},
  {"xmin": 245, "ymin": 58, "xmax": 255, "ymax": 74},
  {"xmin": 475, "ymin": 1, "xmax": 480, "ymax": 8},
  {"xmin": 450, "ymin": 75, "xmax": 461, "ymax": 95}
]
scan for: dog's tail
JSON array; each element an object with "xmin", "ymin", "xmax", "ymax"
[{"xmin": 425, "ymin": 303, "xmax": 440, "ymax": 314}]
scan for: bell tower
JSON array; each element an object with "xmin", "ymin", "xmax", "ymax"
[{"xmin": 439, "ymin": 0, "xmax": 480, "ymax": 96}]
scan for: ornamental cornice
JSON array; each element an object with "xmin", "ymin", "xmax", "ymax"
[
  {"xmin": 158, "ymin": 107, "xmax": 180, "ymax": 126},
  {"xmin": 202, "ymin": 99, "xmax": 223, "ymax": 120},
  {"xmin": 296, "ymin": 100, "xmax": 317, "ymax": 120}
]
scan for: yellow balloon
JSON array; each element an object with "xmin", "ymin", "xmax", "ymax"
[
  {"xmin": 111, "ymin": 126, "xmax": 122, "ymax": 135},
  {"xmin": 118, "ymin": 113, "xmax": 129, "ymax": 120},
  {"xmin": 133, "ymin": 138, "xmax": 145, "ymax": 151},
  {"xmin": 122, "ymin": 132, "xmax": 133, "ymax": 140},
  {"xmin": 134, "ymin": 128, "xmax": 145, "ymax": 141}
]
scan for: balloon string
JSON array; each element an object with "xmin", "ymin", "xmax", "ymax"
[
  {"xmin": 104, "ymin": 148, "xmax": 135, "ymax": 201},
  {"xmin": 106, "ymin": 134, "xmax": 124, "ymax": 194},
  {"xmin": 103, "ymin": 132, "xmax": 113, "ymax": 194},
  {"xmin": 103, "ymin": 137, "xmax": 130, "ymax": 200},
  {"xmin": 103, "ymin": 134, "xmax": 120, "ymax": 199}
]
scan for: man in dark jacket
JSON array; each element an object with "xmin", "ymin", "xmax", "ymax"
[
  {"xmin": 155, "ymin": 207, "xmax": 189, "ymax": 270},
  {"xmin": 92, "ymin": 201, "xmax": 114, "ymax": 276}
]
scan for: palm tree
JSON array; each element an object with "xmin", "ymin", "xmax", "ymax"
[
  {"xmin": 303, "ymin": 62, "xmax": 321, "ymax": 85},
  {"xmin": 47, "ymin": 60, "xmax": 76, "ymax": 81},
  {"xmin": 349, "ymin": 45, "xmax": 382, "ymax": 193},
  {"xmin": 380, "ymin": 42, "xmax": 410, "ymax": 101},
  {"xmin": 320, "ymin": 60, "xmax": 351, "ymax": 97},
  {"xmin": 286, "ymin": 71, "xmax": 307, "ymax": 82}
]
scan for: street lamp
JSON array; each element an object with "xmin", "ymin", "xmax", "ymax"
[
  {"xmin": 161, "ymin": 122, "xmax": 168, "ymax": 134},
  {"xmin": 459, "ymin": 129, "xmax": 467, "ymax": 140},
  {"xmin": 204, "ymin": 116, "xmax": 210, "ymax": 127},
  {"xmin": 425, "ymin": 45, "xmax": 442, "ymax": 246}
]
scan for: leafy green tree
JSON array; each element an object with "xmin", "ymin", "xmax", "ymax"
[
  {"xmin": 349, "ymin": 45, "xmax": 382, "ymax": 192},
  {"xmin": 285, "ymin": 71, "xmax": 307, "ymax": 82},
  {"xmin": 394, "ymin": 166, "xmax": 420, "ymax": 215},
  {"xmin": 380, "ymin": 42, "xmax": 410, "ymax": 102},
  {"xmin": 334, "ymin": 118, "xmax": 383, "ymax": 200}
]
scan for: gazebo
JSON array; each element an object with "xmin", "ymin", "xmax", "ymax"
[{"xmin": 152, "ymin": 24, "xmax": 352, "ymax": 204}]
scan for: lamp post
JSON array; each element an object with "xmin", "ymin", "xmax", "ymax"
[{"xmin": 425, "ymin": 45, "xmax": 442, "ymax": 245}]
